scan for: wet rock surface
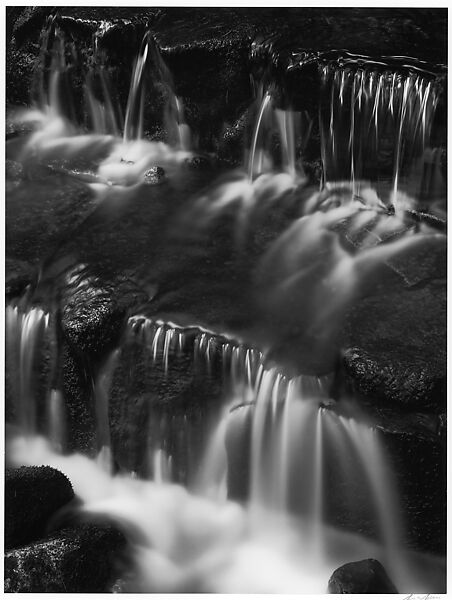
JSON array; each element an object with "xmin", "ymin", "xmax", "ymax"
[
  {"xmin": 5, "ymin": 466, "xmax": 74, "ymax": 550},
  {"xmin": 328, "ymin": 558, "xmax": 398, "ymax": 594},
  {"xmin": 342, "ymin": 281, "xmax": 446, "ymax": 411},
  {"xmin": 4, "ymin": 523, "xmax": 126, "ymax": 593},
  {"xmin": 5, "ymin": 257, "xmax": 37, "ymax": 298},
  {"xmin": 108, "ymin": 333, "xmax": 225, "ymax": 478},
  {"xmin": 383, "ymin": 428, "xmax": 446, "ymax": 555},
  {"xmin": 5, "ymin": 173, "xmax": 97, "ymax": 269},
  {"xmin": 60, "ymin": 266, "xmax": 146, "ymax": 358}
]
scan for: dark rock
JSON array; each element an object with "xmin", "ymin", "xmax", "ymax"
[
  {"xmin": 60, "ymin": 266, "xmax": 126, "ymax": 357},
  {"xmin": 6, "ymin": 159, "xmax": 24, "ymax": 180},
  {"xmin": 385, "ymin": 234, "xmax": 447, "ymax": 287},
  {"xmin": 5, "ymin": 258, "xmax": 36, "ymax": 297},
  {"xmin": 218, "ymin": 110, "xmax": 249, "ymax": 165},
  {"xmin": 59, "ymin": 266, "xmax": 147, "ymax": 358},
  {"xmin": 351, "ymin": 396, "xmax": 446, "ymax": 554},
  {"xmin": 6, "ymin": 174, "xmax": 96, "ymax": 268},
  {"xmin": 61, "ymin": 340, "xmax": 97, "ymax": 454},
  {"xmin": 143, "ymin": 166, "xmax": 166, "ymax": 184},
  {"xmin": 4, "ymin": 523, "xmax": 126, "ymax": 593},
  {"xmin": 342, "ymin": 281, "xmax": 446, "ymax": 411},
  {"xmin": 108, "ymin": 324, "xmax": 225, "ymax": 479},
  {"xmin": 381, "ymin": 427, "xmax": 446, "ymax": 555},
  {"xmin": 328, "ymin": 558, "xmax": 398, "ymax": 594},
  {"xmin": 185, "ymin": 155, "xmax": 212, "ymax": 170},
  {"xmin": 5, "ymin": 466, "xmax": 74, "ymax": 550}
]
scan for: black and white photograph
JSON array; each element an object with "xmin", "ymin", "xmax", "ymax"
[{"xmin": 4, "ymin": 4, "xmax": 447, "ymax": 595}]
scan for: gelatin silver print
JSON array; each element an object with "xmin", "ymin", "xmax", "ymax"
[{"xmin": 5, "ymin": 6, "xmax": 447, "ymax": 594}]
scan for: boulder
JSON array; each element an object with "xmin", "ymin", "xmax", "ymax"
[
  {"xmin": 60, "ymin": 267, "xmax": 126, "ymax": 358},
  {"xmin": 328, "ymin": 558, "xmax": 398, "ymax": 594},
  {"xmin": 5, "ymin": 466, "xmax": 74, "ymax": 550},
  {"xmin": 342, "ymin": 281, "xmax": 446, "ymax": 411},
  {"xmin": 4, "ymin": 523, "xmax": 126, "ymax": 593}
]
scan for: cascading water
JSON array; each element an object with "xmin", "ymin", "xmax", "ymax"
[
  {"xmin": 5, "ymin": 13, "xmax": 447, "ymax": 595},
  {"xmin": 6, "ymin": 306, "xmax": 441, "ymax": 592},
  {"xmin": 319, "ymin": 62, "xmax": 441, "ymax": 209},
  {"xmin": 6, "ymin": 303, "xmax": 51, "ymax": 435}
]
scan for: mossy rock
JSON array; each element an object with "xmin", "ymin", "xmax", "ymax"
[{"xmin": 5, "ymin": 466, "xmax": 74, "ymax": 550}]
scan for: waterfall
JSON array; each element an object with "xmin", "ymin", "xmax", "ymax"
[
  {"xmin": 247, "ymin": 90, "xmax": 308, "ymax": 182},
  {"xmin": 128, "ymin": 315, "xmax": 266, "ymax": 392},
  {"xmin": 319, "ymin": 64, "xmax": 440, "ymax": 208},
  {"xmin": 6, "ymin": 304, "xmax": 51, "ymax": 435}
]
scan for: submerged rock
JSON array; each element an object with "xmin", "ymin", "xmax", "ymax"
[
  {"xmin": 5, "ymin": 466, "xmax": 74, "ymax": 550},
  {"xmin": 328, "ymin": 558, "xmax": 398, "ymax": 594},
  {"xmin": 4, "ymin": 523, "xmax": 126, "ymax": 593}
]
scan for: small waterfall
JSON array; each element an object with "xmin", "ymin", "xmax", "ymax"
[
  {"xmin": 34, "ymin": 18, "xmax": 77, "ymax": 122},
  {"xmin": 248, "ymin": 91, "xmax": 273, "ymax": 180},
  {"xmin": 23, "ymin": 22, "xmax": 191, "ymax": 163},
  {"xmin": 123, "ymin": 32, "xmax": 151, "ymax": 141},
  {"xmin": 247, "ymin": 90, "xmax": 308, "ymax": 181},
  {"xmin": 128, "ymin": 315, "xmax": 266, "ymax": 391},
  {"xmin": 85, "ymin": 27, "xmax": 123, "ymax": 138},
  {"xmin": 122, "ymin": 32, "xmax": 191, "ymax": 148},
  {"xmin": 221, "ymin": 371, "xmax": 403, "ymax": 562},
  {"xmin": 128, "ymin": 316, "xmax": 405, "ymax": 563},
  {"xmin": 47, "ymin": 388, "xmax": 65, "ymax": 453},
  {"xmin": 319, "ymin": 64, "xmax": 440, "ymax": 208},
  {"xmin": 6, "ymin": 304, "xmax": 50, "ymax": 435}
]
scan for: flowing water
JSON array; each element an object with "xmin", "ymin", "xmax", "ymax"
[
  {"xmin": 319, "ymin": 63, "xmax": 440, "ymax": 210},
  {"xmin": 5, "ymin": 20, "xmax": 447, "ymax": 594}
]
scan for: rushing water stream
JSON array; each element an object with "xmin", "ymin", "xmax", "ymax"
[{"xmin": 5, "ymin": 15, "xmax": 446, "ymax": 594}]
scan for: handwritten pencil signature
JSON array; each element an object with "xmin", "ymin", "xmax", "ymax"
[{"xmin": 403, "ymin": 594, "xmax": 442, "ymax": 600}]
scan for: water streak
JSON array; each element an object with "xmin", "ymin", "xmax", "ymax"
[{"xmin": 248, "ymin": 91, "xmax": 272, "ymax": 180}]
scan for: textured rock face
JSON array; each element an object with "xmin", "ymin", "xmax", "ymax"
[
  {"xmin": 328, "ymin": 558, "xmax": 398, "ymax": 594},
  {"xmin": 108, "ymin": 332, "xmax": 225, "ymax": 479},
  {"xmin": 5, "ymin": 172, "xmax": 96, "ymax": 270},
  {"xmin": 5, "ymin": 257, "xmax": 36, "ymax": 298},
  {"xmin": 342, "ymin": 281, "xmax": 446, "ymax": 411},
  {"xmin": 5, "ymin": 466, "xmax": 74, "ymax": 550},
  {"xmin": 60, "ymin": 267, "xmax": 127, "ymax": 357},
  {"xmin": 382, "ymin": 427, "xmax": 446, "ymax": 555},
  {"xmin": 4, "ymin": 523, "xmax": 126, "ymax": 593}
]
